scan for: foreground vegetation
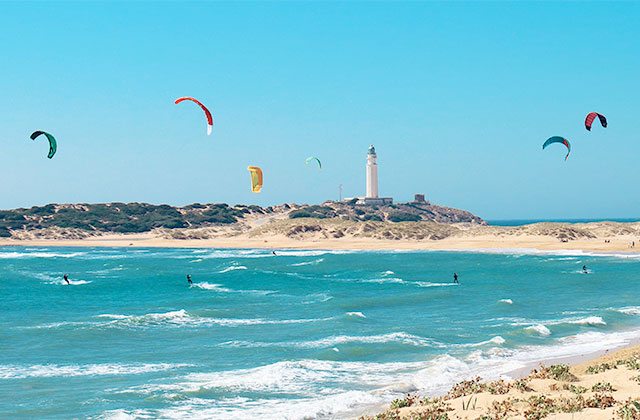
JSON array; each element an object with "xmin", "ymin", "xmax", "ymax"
[{"xmin": 362, "ymin": 352, "xmax": 640, "ymax": 420}]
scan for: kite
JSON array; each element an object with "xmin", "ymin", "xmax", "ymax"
[
  {"xmin": 543, "ymin": 136, "xmax": 571, "ymax": 161},
  {"xmin": 247, "ymin": 166, "xmax": 263, "ymax": 193},
  {"xmin": 305, "ymin": 157, "xmax": 322, "ymax": 169},
  {"xmin": 174, "ymin": 97, "xmax": 214, "ymax": 135},
  {"xmin": 585, "ymin": 112, "xmax": 607, "ymax": 131},
  {"xmin": 30, "ymin": 131, "xmax": 57, "ymax": 159}
]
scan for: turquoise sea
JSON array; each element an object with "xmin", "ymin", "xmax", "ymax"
[{"xmin": 2, "ymin": 246, "xmax": 640, "ymax": 419}]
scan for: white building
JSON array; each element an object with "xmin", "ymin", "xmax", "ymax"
[{"xmin": 358, "ymin": 145, "xmax": 393, "ymax": 205}]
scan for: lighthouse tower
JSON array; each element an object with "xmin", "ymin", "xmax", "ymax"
[
  {"xmin": 357, "ymin": 145, "xmax": 392, "ymax": 205},
  {"xmin": 366, "ymin": 145, "xmax": 379, "ymax": 198}
]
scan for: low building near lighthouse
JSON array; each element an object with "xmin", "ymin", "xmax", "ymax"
[{"xmin": 357, "ymin": 145, "xmax": 393, "ymax": 205}]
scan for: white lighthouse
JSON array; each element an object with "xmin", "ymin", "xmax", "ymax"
[
  {"xmin": 358, "ymin": 145, "xmax": 393, "ymax": 205},
  {"xmin": 366, "ymin": 145, "xmax": 379, "ymax": 198}
]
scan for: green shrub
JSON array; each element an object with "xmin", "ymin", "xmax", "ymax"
[{"xmin": 388, "ymin": 212, "xmax": 421, "ymax": 222}]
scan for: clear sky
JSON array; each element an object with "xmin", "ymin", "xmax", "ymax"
[{"xmin": 1, "ymin": 1, "xmax": 638, "ymax": 220}]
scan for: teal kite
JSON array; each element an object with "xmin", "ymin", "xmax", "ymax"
[
  {"xmin": 542, "ymin": 136, "xmax": 571, "ymax": 161},
  {"xmin": 30, "ymin": 131, "xmax": 57, "ymax": 159},
  {"xmin": 305, "ymin": 157, "xmax": 322, "ymax": 169}
]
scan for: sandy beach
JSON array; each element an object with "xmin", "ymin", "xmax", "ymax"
[
  {"xmin": 364, "ymin": 343, "xmax": 640, "ymax": 419},
  {"xmin": 1, "ymin": 223, "xmax": 638, "ymax": 255}
]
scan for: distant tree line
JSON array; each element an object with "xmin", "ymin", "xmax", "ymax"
[{"xmin": 0, "ymin": 202, "xmax": 264, "ymax": 236}]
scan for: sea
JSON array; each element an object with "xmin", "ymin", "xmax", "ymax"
[
  {"xmin": 2, "ymin": 246, "xmax": 640, "ymax": 419},
  {"xmin": 488, "ymin": 218, "xmax": 640, "ymax": 226}
]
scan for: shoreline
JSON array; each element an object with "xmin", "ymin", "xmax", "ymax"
[
  {"xmin": 1, "ymin": 233, "xmax": 639, "ymax": 255},
  {"xmin": 366, "ymin": 340, "xmax": 640, "ymax": 419}
]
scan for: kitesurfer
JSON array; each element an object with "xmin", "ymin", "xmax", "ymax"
[
  {"xmin": 63, "ymin": 274, "xmax": 70, "ymax": 285},
  {"xmin": 582, "ymin": 265, "xmax": 588, "ymax": 274},
  {"xmin": 187, "ymin": 274, "xmax": 192, "ymax": 285},
  {"xmin": 272, "ymin": 251, "xmax": 277, "ymax": 256},
  {"xmin": 453, "ymin": 273, "xmax": 459, "ymax": 284}
]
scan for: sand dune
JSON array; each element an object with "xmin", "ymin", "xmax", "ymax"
[{"xmin": 1, "ymin": 218, "xmax": 639, "ymax": 254}]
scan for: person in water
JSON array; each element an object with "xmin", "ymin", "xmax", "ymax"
[
  {"xmin": 187, "ymin": 274, "xmax": 192, "ymax": 285},
  {"xmin": 582, "ymin": 265, "xmax": 588, "ymax": 274},
  {"xmin": 453, "ymin": 273, "xmax": 459, "ymax": 284},
  {"xmin": 63, "ymin": 274, "xmax": 70, "ymax": 285}
]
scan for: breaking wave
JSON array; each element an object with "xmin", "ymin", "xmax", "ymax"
[{"xmin": 0, "ymin": 363, "xmax": 188, "ymax": 379}]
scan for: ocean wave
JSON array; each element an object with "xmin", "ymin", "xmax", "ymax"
[
  {"xmin": 302, "ymin": 293, "xmax": 333, "ymax": 304},
  {"xmin": 434, "ymin": 247, "xmax": 640, "ymax": 259},
  {"xmin": 524, "ymin": 325, "xmax": 551, "ymax": 336},
  {"xmin": 104, "ymin": 326, "xmax": 640, "ymax": 420},
  {"xmin": 0, "ymin": 363, "xmax": 188, "ymax": 379},
  {"xmin": 122, "ymin": 359, "xmax": 429, "ymax": 398},
  {"xmin": 462, "ymin": 336, "xmax": 506, "ymax": 347},
  {"xmin": 615, "ymin": 306, "xmax": 640, "ymax": 315},
  {"xmin": 221, "ymin": 332, "xmax": 439, "ymax": 349},
  {"xmin": 361, "ymin": 277, "xmax": 407, "ymax": 285},
  {"xmin": 191, "ymin": 283, "xmax": 232, "ymax": 292},
  {"xmin": 498, "ymin": 299, "xmax": 513, "ymax": 304},
  {"xmin": 290, "ymin": 258, "xmax": 324, "ymax": 267},
  {"xmin": 511, "ymin": 316, "xmax": 606, "ymax": 328},
  {"xmin": 414, "ymin": 282, "xmax": 458, "ymax": 288},
  {"xmin": 381, "ymin": 270, "xmax": 396, "ymax": 276},
  {"xmin": 62, "ymin": 279, "xmax": 92, "ymax": 286},
  {"xmin": 0, "ymin": 251, "xmax": 87, "ymax": 259},
  {"xmin": 218, "ymin": 265, "xmax": 248, "ymax": 273},
  {"xmin": 345, "ymin": 311, "xmax": 366, "ymax": 318},
  {"xmin": 179, "ymin": 249, "xmax": 354, "ymax": 260},
  {"xmin": 189, "ymin": 282, "xmax": 273, "ymax": 295},
  {"xmin": 94, "ymin": 310, "xmax": 332, "ymax": 328}
]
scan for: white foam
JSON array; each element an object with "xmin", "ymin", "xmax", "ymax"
[
  {"xmin": 290, "ymin": 258, "xmax": 324, "ymax": 267},
  {"xmin": 463, "ymin": 336, "xmax": 506, "ymax": 347},
  {"xmin": 0, "ymin": 251, "xmax": 87, "ymax": 259},
  {"xmin": 189, "ymin": 282, "xmax": 273, "ymax": 296},
  {"xmin": 362, "ymin": 277, "xmax": 406, "ymax": 285},
  {"xmin": 302, "ymin": 293, "xmax": 333, "ymax": 304},
  {"xmin": 525, "ymin": 324, "xmax": 552, "ymax": 336},
  {"xmin": 346, "ymin": 311, "xmax": 366, "ymax": 318},
  {"xmin": 222, "ymin": 332, "xmax": 439, "ymax": 349},
  {"xmin": 499, "ymin": 299, "xmax": 513, "ymax": 304},
  {"xmin": 94, "ymin": 310, "xmax": 331, "ymax": 328},
  {"xmin": 105, "ymin": 326, "xmax": 640, "ymax": 420},
  {"xmin": 218, "ymin": 265, "xmax": 248, "ymax": 273},
  {"xmin": 190, "ymin": 283, "xmax": 232, "ymax": 292},
  {"xmin": 381, "ymin": 270, "xmax": 395, "ymax": 276},
  {"xmin": 571, "ymin": 316, "xmax": 606, "ymax": 326},
  {"xmin": 432, "ymin": 247, "xmax": 640, "ymax": 259},
  {"xmin": 511, "ymin": 316, "xmax": 607, "ymax": 328},
  {"xmin": 0, "ymin": 363, "xmax": 188, "ymax": 379},
  {"xmin": 414, "ymin": 281, "xmax": 458, "ymax": 288},
  {"xmin": 64, "ymin": 279, "xmax": 92, "ymax": 285},
  {"xmin": 179, "ymin": 249, "xmax": 354, "ymax": 260},
  {"xmin": 616, "ymin": 306, "xmax": 640, "ymax": 315}
]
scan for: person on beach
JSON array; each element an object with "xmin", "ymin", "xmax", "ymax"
[
  {"xmin": 63, "ymin": 274, "xmax": 70, "ymax": 285},
  {"xmin": 453, "ymin": 273, "xmax": 459, "ymax": 284},
  {"xmin": 187, "ymin": 274, "xmax": 192, "ymax": 285}
]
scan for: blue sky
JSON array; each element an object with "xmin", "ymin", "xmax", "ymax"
[{"xmin": 1, "ymin": 1, "xmax": 638, "ymax": 219}]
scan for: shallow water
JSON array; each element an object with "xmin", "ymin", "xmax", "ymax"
[{"xmin": 1, "ymin": 247, "xmax": 640, "ymax": 418}]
